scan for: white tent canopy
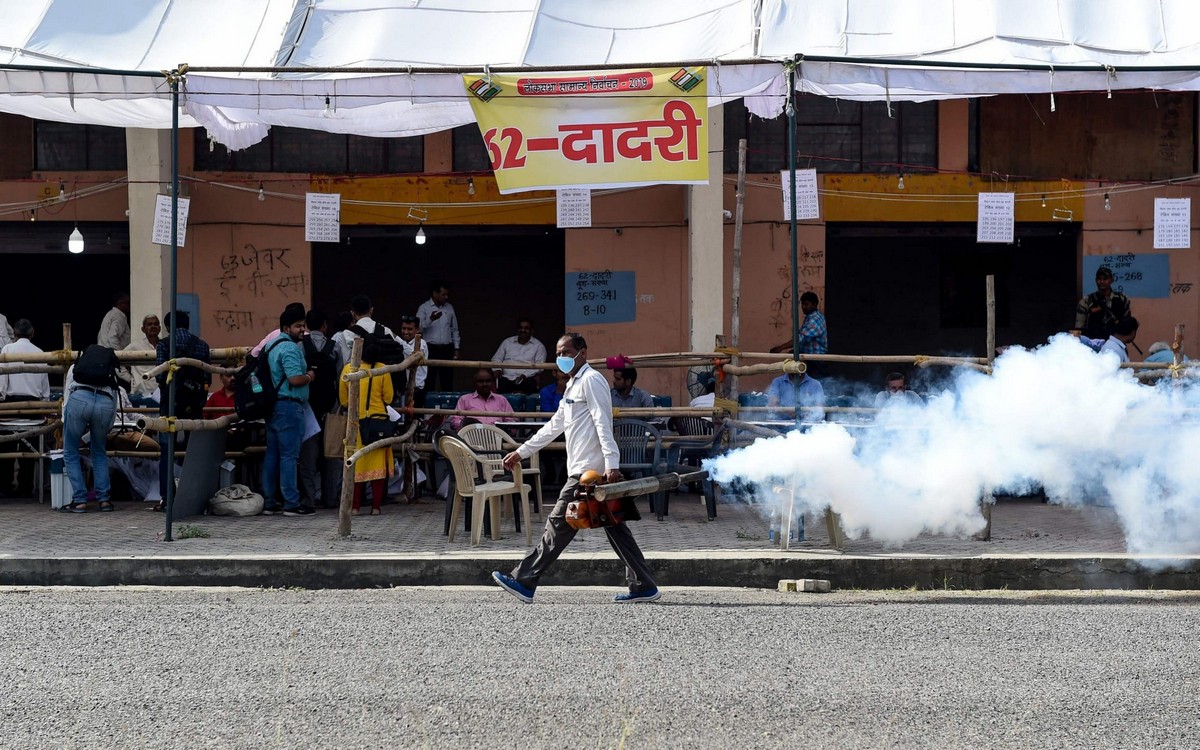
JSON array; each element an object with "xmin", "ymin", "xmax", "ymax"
[{"xmin": 3, "ymin": 0, "xmax": 1200, "ymax": 147}]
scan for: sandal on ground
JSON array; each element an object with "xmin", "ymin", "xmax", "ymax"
[
  {"xmin": 370, "ymin": 508, "xmax": 382, "ymax": 515},
  {"xmin": 61, "ymin": 502, "xmax": 87, "ymax": 513},
  {"xmin": 99, "ymin": 501, "xmax": 114, "ymax": 512},
  {"xmin": 350, "ymin": 508, "xmax": 361, "ymax": 516},
  {"xmin": 148, "ymin": 502, "xmax": 165, "ymax": 512}
]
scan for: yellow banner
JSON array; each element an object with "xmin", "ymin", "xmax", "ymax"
[{"xmin": 464, "ymin": 67, "xmax": 708, "ymax": 194}]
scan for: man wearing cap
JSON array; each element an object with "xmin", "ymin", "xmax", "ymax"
[{"xmin": 1075, "ymin": 266, "xmax": 1131, "ymax": 341}]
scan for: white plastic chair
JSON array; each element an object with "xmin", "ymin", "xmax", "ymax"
[
  {"xmin": 439, "ymin": 435, "xmax": 532, "ymax": 546},
  {"xmin": 457, "ymin": 422, "xmax": 543, "ymax": 521}
]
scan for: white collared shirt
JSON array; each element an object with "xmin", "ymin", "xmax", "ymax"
[
  {"xmin": 491, "ymin": 335, "xmax": 547, "ymax": 380},
  {"xmin": 1100, "ymin": 336, "xmax": 1130, "ymax": 364},
  {"xmin": 122, "ymin": 334, "xmax": 158, "ymax": 398},
  {"xmin": 517, "ymin": 363, "xmax": 619, "ymax": 475},
  {"xmin": 398, "ymin": 336, "xmax": 429, "ymax": 388},
  {"xmin": 99, "ymin": 307, "xmax": 131, "ymax": 350},
  {"xmin": 0, "ymin": 338, "xmax": 50, "ymax": 400},
  {"xmin": 416, "ymin": 299, "xmax": 460, "ymax": 347}
]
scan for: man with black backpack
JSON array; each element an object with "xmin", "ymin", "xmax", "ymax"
[
  {"xmin": 300, "ymin": 309, "xmax": 339, "ymax": 509},
  {"xmin": 151, "ymin": 311, "xmax": 211, "ymax": 512},
  {"xmin": 60, "ymin": 345, "xmax": 123, "ymax": 512},
  {"xmin": 337, "ymin": 294, "xmax": 407, "ymax": 401}
]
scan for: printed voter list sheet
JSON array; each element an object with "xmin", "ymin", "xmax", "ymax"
[
  {"xmin": 152, "ymin": 194, "xmax": 190, "ymax": 247},
  {"xmin": 556, "ymin": 189, "xmax": 592, "ymax": 228},
  {"xmin": 780, "ymin": 169, "xmax": 819, "ymax": 221},
  {"xmin": 976, "ymin": 192, "xmax": 1015, "ymax": 243},
  {"xmin": 1154, "ymin": 197, "xmax": 1191, "ymax": 249},
  {"xmin": 305, "ymin": 192, "xmax": 341, "ymax": 243}
]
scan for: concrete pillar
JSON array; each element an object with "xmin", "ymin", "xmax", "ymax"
[
  {"xmin": 687, "ymin": 104, "xmax": 724, "ymax": 351},
  {"xmin": 125, "ymin": 128, "xmax": 172, "ymax": 328}
]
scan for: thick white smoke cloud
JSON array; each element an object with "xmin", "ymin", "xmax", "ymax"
[{"xmin": 707, "ymin": 335, "xmax": 1200, "ymax": 553}]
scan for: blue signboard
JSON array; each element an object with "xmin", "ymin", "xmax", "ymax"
[
  {"xmin": 565, "ymin": 271, "xmax": 636, "ymax": 326},
  {"xmin": 1083, "ymin": 253, "xmax": 1169, "ymax": 299}
]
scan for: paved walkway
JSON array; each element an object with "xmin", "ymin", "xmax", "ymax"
[{"xmin": 0, "ymin": 492, "xmax": 1129, "ymax": 560}]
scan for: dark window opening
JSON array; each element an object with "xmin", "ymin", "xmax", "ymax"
[
  {"xmin": 195, "ymin": 128, "xmax": 423, "ymax": 173},
  {"xmin": 723, "ymin": 98, "xmax": 938, "ymax": 174},
  {"xmin": 35, "ymin": 122, "xmax": 127, "ymax": 171},
  {"xmin": 451, "ymin": 125, "xmax": 492, "ymax": 173}
]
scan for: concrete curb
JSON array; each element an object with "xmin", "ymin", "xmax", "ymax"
[{"xmin": 3, "ymin": 555, "xmax": 1200, "ymax": 590}]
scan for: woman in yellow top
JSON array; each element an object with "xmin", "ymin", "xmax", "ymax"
[{"xmin": 339, "ymin": 339, "xmax": 394, "ymax": 515}]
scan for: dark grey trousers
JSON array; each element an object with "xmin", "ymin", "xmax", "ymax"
[{"xmin": 511, "ymin": 478, "xmax": 657, "ymax": 593}]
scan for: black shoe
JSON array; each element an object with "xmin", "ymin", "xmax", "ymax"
[{"xmin": 283, "ymin": 506, "xmax": 315, "ymax": 516}]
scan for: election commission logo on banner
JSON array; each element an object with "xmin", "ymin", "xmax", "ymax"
[{"xmin": 463, "ymin": 67, "xmax": 709, "ymax": 194}]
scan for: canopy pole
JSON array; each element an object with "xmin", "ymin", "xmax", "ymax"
[
  {"xmin": 730, "ymin": 138, "xmax": 747, "ymax": 400},
  {"xmin": 788, "ymin": 60, "xmax": 799, "ymax": 362},
  {"xmin": 164, "ymin": 71, "xmax": 181, "ymax": 543}
]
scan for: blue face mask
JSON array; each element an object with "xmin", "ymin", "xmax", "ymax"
[{"xmin": 556, "ymin": 352, "xmax": 579, "ymax": 373}]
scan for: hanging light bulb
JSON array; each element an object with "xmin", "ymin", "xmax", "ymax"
[
  {"xmin": 896, "ymin": 173, "xmax": 905, "ymax": 190},
  {"xmin": 68, "ymin": 226, "xmax": 84, "ymax": 254},
  {"xmin": 415, "ymin": 225, "xmax": 427, "ymax": 245},
  {"xmin": 29, "ymin": 208, "xmax": 35, "ymax": 222},
  {"xmin": 467, "ymin": 178, "xmax": 476, "ymax": 196},
  {"xmin": 257, "ymin": 182, "xmax": 266, "ymax": 202},
  {"xmin": 323, "ymin": 96, "xmax": 333, "ymax": 118},
  {"xmin": 1041, "ymin": 195, "xmax": 1047, "ymax": 208},
  {"xmin": 58, "ymin": 182, "xmax": 66, "ymax": 201},
  {"xmin": 1104, "ymin": 193, "xmax": 1111, "ymax": 212}
]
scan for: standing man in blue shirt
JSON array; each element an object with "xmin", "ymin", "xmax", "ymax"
[
  {"xmin": 262, "ymin": 306, "xmax": 316, "ymax": 516},
  {"xmin": 416, "ymin": 279, "xmax": 460, "ymax": 392}
]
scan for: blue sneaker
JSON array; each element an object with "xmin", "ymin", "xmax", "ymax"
[
  {"xmin": 492, "ymin": 571, "xmax": 534, "ymax": 604},
  {"xmin": 614, "ymin": 588, "xmax": 662, "ymax": 603}
]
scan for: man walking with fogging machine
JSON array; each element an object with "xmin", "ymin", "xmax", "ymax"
[{"xmin": 491, "ymin": 332, "xmax": 661, "ymax": 604}]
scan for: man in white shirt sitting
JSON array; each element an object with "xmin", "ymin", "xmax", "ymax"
[
  {"xmin": 492, "ymin": 317, "xmax": 547, "ymax": 395},
  {"xmin": 689, "ymin": 371, "xmax": 716, "ymax": 409},
  {"xmin": 1100, "ymin": 316, "xmax": 1140, "ymax": 364},
  {"xmin": 0, "ymin": 319, "xmax": 50, "ymax": 403},
  {"xmin": 0, "ymin": 319, "xmax": 51, "ymax": 498},
  {"xmin": 122, "ymin": 314, "xmax": 162, "ymax": 406}
]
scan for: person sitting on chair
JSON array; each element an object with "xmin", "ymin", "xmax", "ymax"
[{"xmin": 449, "ymin": 369, "xmax": 513, "ymax": 430}]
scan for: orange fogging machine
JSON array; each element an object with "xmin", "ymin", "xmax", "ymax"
[{"xmin": 565, "ymin": 469, "xmax": 709, "ymax": 530}]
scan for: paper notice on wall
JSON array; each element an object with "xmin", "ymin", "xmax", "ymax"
[
  {"xmin": 1154, "ymin": 198, "xmax": 1191, "ymax": 249},
  {"xmin": 305, "ymin": 192, "xmax": 341, "ymax": 243},
  {"xmin": 976, "ymin": 192, "xmax": 1015, "ymax": 243},
  {"xmin": 151, "ymin": 194, "xmax": 190, "ymax": 247},
  {"xmin": 556, "ymin": 189, "xmax": 592, "ymax": 228},
  {"xmin": 780, "ymin": 169, "xmax": 819, "ymax": 221}
]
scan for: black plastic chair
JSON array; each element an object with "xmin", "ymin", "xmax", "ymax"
[
  {"xmin": 612, "ymin": 418, "xmax": 667, "ymax": 519},
  {"xmin": 665, "ymin": 417, "xmax": 726, "ymax": 520}
]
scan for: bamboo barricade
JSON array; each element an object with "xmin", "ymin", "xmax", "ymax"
[
  {"xmin": 337, "ymin": 338, "xmax": 364, "ymax": 537},
  {"xmin": 344, "ymin": 420, "xmax": 420, "ymax": 467},
  {"xmin": 341, "ymin": 350, "xmax": 426, "ymax": 381},
  {"xmin": 0, "ymin": 346, "xmax": 250, "ymax": 364},
  {"xmin": 142, "ymin": 358, "xmax": 240, "ymax": 379},
  {"xmin": 723, "ymin": 419, "xmax": 789, "ymax": 438},
  {"xmin": 137, "ymin": 413, "xmax": 240, "ymax": 433},
  {"xmin": 0, "ymin": 420, "xmax": 60, "ymax": 443}
]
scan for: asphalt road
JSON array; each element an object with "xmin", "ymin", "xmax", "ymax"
[{"xmin": 2, "ymin": 586, "xmax": 1198, "ymax": 750}]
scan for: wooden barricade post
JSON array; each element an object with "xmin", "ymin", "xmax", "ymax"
[{"xmin": 337, "ymin": 337, "xmax": 363, "ymax": 537}]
